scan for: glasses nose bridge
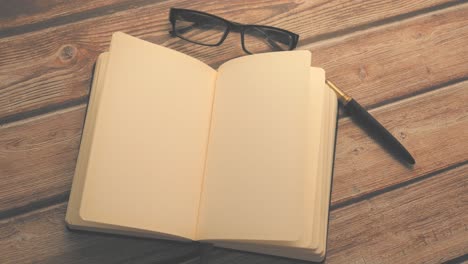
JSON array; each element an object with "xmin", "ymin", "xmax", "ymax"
[{"xmin": 229, "ymin": 21, "xmax": 244, "ymax": 33}]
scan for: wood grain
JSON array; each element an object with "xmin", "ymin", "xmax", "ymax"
[
  {"xmin": 1, "ymin": 0, "xmax": 467, "ymax": 263},
  {"xmin": 1, "ymin": 77, "xmax": 466, "ymax": 224},
  {"xmin": 0, "ymin": 0, "xmax": 147, "ymax": 32},
  {"xmin": 1, "ymin": 1, "xmax": 466, "ymax": 122},
  {"xmin": 0, "ymin": 0, "xmax": 458, "ymax": 38},
  {"xmin": 200, "ymin": 164, "xmax": 468, "ymax": 264},
  {"xmin": 310, "ymin": 3, "xmax": 468, "ymax": 109},
  {"xmin": 0, "ymin": 105, "xmax": 85, "ymax": 217},
  {"xmin": 1, "ymin": 165, "xmax": 465, "ymax": 264},
  {"xmin": 331, "ymin": 81, "xmax": 468, "ymax": 206},
  {"xmin": 326, "ymin": 164, "xmax": 468, "ymax": 264},
  {"xmin": 0, "ymin": 204, "xmax": 200, "ymax": 264}
]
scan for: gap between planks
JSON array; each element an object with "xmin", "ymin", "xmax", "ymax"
[
  {"xmin": 0, "ymin": 98, "xmax": 88, "ymax": 127},
  {"xmin": 0, "ymin": 1, "xmax": 463, "ymax": 125},
  {"xmin": 0, "ymin": 80, "xmax": 465, "ymax": 222},
  {"xmin": 0, "ymin": 0, "xmax": 173, "ymax": 38},
  {"xmin": 1, "ymin": 159, "xmax": 466, "ymax": 224},
  {"xmin": 1, "ymin": 164, "xmax": 465, "ymax": 263},
  {"xmin": 1, "ymin": 0, "xmax": 466, "ymax": 40},
  {"xmin": 2, "ymin": 72, "xmax": 465, "ymax": 129},
  {"xmin": 330, "ymin": 160, "xmax": 468, "ymax": 211},
  {"xmin": 2, "ymin": 1, "xmax": 468, "ymax": 126},
  {"xmin": 299, "ymin": 0, "xmax": 468, "ymax": 48},
  {"xmin": 0, "ymin": 2, "xmax": 466, "ymax": 263}
]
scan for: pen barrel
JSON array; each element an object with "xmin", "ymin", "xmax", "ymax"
[{"xmin": 345, "ymin": 99, "xmax": 415, "ymax": 164}]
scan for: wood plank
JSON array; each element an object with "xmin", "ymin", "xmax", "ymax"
[
  {"xmin": 1, "ymin": 166, "xmax": 465, "ymax": 263},
  {"xmin": 1, "ymin": 1, "xmax": 466, "ymax": 263},
  {"xmin": 0, "ymin": 0, "xmax": 145, "ymax": 32},
  {"xmin": 0, "ymin": 74, "xmax": 465, "ymax": 225},
  {"xmin": 0, "ymin": 1, "xmax": 465, "ymax": 122},
  {"xmin": 0, "ymin": 0, "xmax": 455, "ymax": 36},
  {"xmin": 0, "ymin": 204, "xmax": 200, "ymax": 264},
  {"xmin": 0, "ymin": 76, "xmax": 465, "ymax": 263},
  {"xmin": 331, "ymin": 81, "xmax": 468, "ymax": 206},
  {"xmin": 326, "ymin": 164, "xmax": 468, "ymax": 264},
  {"xmin": 200, "ymin": 164, "xmax": 468, "ymax": 264},
  {"xmin": 309, "ymin": 4, "xmax": 468, "ymax": 108},
  {"xmin": 0, "ymin": 106, "xmax": 85, "ymax": 216}
]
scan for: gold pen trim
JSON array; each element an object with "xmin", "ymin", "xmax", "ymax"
[{"xmin": 326, "ymin": 80, "xmax": 352, "ymax": 105}]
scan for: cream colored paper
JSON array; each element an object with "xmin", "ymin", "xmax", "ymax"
[
  {"xmin": 79, "ymin": 32, "xmax": 216, "ymax": 239},
  {"xmin": 67, "ymin": 32, "xmax": 338, "ymax": 261},
  {"xmin": 67, "ymin": 53, "xmax": 193, "ymax": 241},
  {"xmin": 67, "ymin": 52, "xmax": 110, "ymax": 227},
  {"xmin": 213, "ymin": 76, "xmax": 338, "ymax": 262},
  {"xmin": 197, "ymin": 51, "xmax": 312, "ymax": 241}
]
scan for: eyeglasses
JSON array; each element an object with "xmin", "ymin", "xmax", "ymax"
[{"xmin": 169, "ymin": 8, "xmax": 299, "ymax": 54}]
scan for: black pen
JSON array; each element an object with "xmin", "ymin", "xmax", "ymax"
[{"xmin": 326, "ymin": 80, "xmax": 415, "ymax": 165}]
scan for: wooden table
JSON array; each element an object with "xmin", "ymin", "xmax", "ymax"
[{"xmin": 1, "ymin": 1, "xmax": 467, "ymax": 263}]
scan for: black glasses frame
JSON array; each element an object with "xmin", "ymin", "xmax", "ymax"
[{"xmin": 169, "ymin": 8, "xmax": 299, "ymax": 54}]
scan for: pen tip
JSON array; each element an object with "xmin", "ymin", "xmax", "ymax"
[{"xmin": 407, "ymin": 156, "xmax": 415, "ymax": 165}]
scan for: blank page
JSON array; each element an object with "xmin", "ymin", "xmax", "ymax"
[
  {"xmin": 79, "ymin": 32, "xmax": 216, "ymax": 239},
  {"xmin": 210, "ymin": 76, "xmax": 338, "ymax": 262},
  {"xmin": 197, "ymin": 51, "xmax": 312, "ymax": 241},
  {"xmin": 212, "ymin": 68, "xmax": 328, "ymax": 254}
]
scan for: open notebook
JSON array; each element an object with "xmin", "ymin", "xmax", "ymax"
[{"xmin": 66, "ymin": 32, "xmax": 337, "ymax": 262}]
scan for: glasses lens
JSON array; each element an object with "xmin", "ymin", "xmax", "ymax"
[
  {"xmin": 174, "ymin": 11, "xmax": 227, "ymax": 45},
  {"xmin": 243, "ymin": 26, "xmax": 293, "ymax": 54}
]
